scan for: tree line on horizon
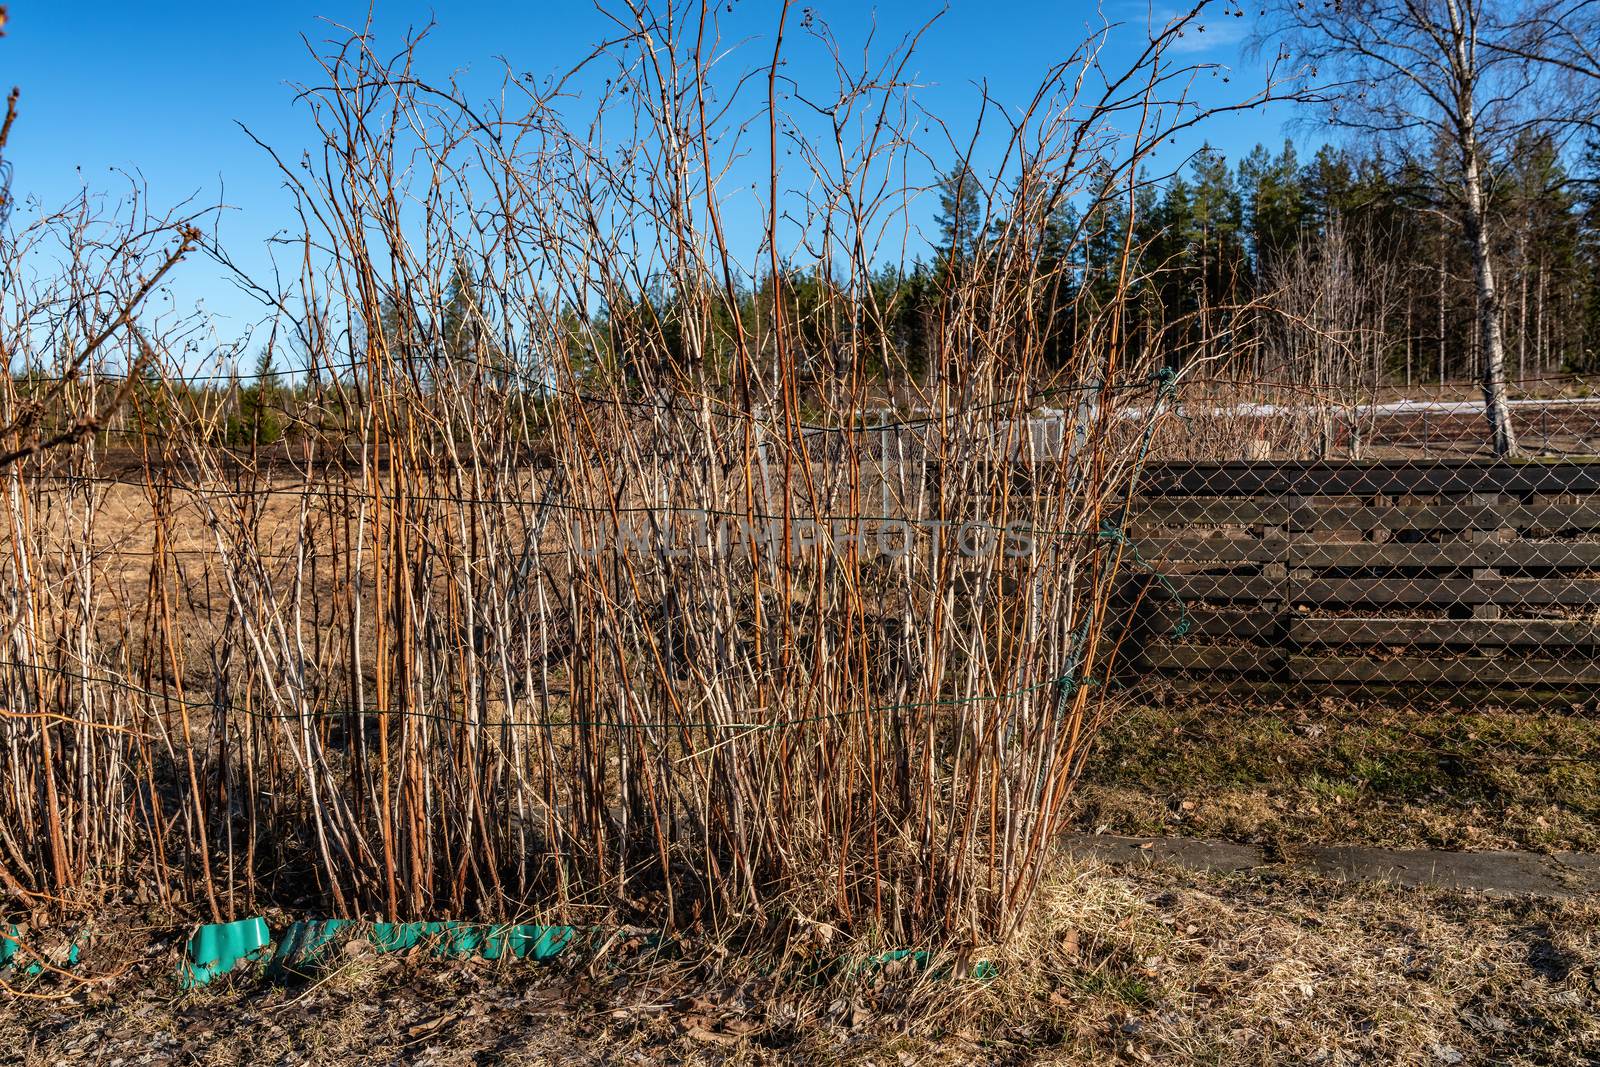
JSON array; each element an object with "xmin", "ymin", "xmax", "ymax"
[
  {"xmin": 337, "ymin": 133, "xmax": 1600, "ymax": 393},
  {"xmin": 31, "ymin": 128, "xmax": 1593, "ymax": 457},
  {"xmin": 17, "ymin": 0, "xmax": 1600, "ymax": 462}
]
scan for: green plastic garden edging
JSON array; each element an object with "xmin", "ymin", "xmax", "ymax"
[
  {"xmin": 268, "ymin": 919, "xmax": 578, "ymax": 977},
  {"xmin": 180, "ymin": 917, "xmax": 272, "ymax": 988},
  {"xmin": 1, "ymin": 924, "xmax": 82, "ymax": 978},
  {"xmin": 5, "ymin": 916, "xmax": 990, "ymax": 989}
]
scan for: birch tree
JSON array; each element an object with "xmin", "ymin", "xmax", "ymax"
[{"xmin": 1257, "ymin": 0, "xmax": 1600, "ymax": 457}]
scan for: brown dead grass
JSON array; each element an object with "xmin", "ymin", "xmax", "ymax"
[
  {"xmin": 4, "ymin": 858, "xmax": 1598, "ymax": 1066},
  {"xmin": 1076, "ymin": 698, "xmax": 1600, "ymax": 853}
]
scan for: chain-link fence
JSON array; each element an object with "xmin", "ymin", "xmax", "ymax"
[
  {"xmin": 1110, "ymin": 376, "xmax": 1600, "ymax": 770},
  {"xmin": 1029, "ymin": 377, "xmax": 1600, "ymax": 854}
]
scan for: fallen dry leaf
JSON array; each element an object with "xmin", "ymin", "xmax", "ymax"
[{"xmin": 686, "ymin": 1026, "xmax": 739, "ymax": 1045}]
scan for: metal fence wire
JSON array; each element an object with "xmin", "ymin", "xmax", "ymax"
[{"xmin": 1114, "ymin": 375, "xmax": 1600, "ymax": 766}]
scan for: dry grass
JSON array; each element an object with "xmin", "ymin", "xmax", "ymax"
[
  {"xmin": 4, "ymin": 858, "xmax": 1598, "ymax": 1065},
  {"xmin": 1076, "ymin": 698, "xmax": 1600, "ymax": 853}
]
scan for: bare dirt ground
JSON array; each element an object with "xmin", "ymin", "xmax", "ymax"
[{"xmin": 6, "ymin": 857, "xmax": 1600, "ymax": 1066}]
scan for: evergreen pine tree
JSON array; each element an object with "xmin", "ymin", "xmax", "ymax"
[
  {"xmin": 934, "ymin": 163, "xmax": 984, "ymax": 267},
  {"xmin": 1239, "ymin": 140, "xmax": 1305, "ymax": 275}
]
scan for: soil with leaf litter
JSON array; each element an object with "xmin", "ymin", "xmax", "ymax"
[{"xmin": 5, "ymin": 857, "xmax": 1599, "ymax": 1066}]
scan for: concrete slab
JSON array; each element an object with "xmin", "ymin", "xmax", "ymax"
[
  {"xmin": 1302, "ymin": 845, "xmax": 1579, "ymax": 898},
  {"xmin": 1061, "ymin": 833, "xmax": 1265, "ymax": 874},
  {"xmin": 1552, "ymin": 852, "xmax": 1600, "ymax": 893}
]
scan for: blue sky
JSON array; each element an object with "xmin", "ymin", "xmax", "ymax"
[{"xmin": 4, "ymin": 1, "xmax": 1298, "ymax": 345}]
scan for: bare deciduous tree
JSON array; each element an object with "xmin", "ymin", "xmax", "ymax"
[
  {"xmin": 0, "ymin": 5, "xmax": 201, "ymax": 472},
  {"xmin": 1266, "ymin": 216, "xmax": 1398, "ymax": 458},
  {"xmin": 1257, "ymin": 0, "xmax": 1600, "ymax": 457}
]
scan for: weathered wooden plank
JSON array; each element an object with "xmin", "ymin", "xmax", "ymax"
[
  {"xmin": 1140, "ymin": 460, "xmax": 1600, "ymax": 498},
  {"xmin": 1300, "ymin": 576, "xmax": 1600, "ymax": 606},
  {"xmin": 1159, "ymin": 575, "xmax": 1288, "ymax": 602},
  {"xmin": 1289, "ymin": 653, "xmax": 1600, "ymax": 686},
  {"xmin": 1287, "ymin": 616, "xmax": 1600, "ymax": 648},
  {"xmin": 1290, "ymin": 540, "xmax": 1600, "ymax": 569},
  {"xmin": 1127, "ymin": 498, "xmax": 1287, "ymax": 527},
  {"xmin": 1140, "ymin": 643, "xmax": 1285, "ymax": 673},
  {"xmin": 1142, "ymin": 606, "xmax": 1282, "ymax": 641},
  {"xmin": 1136, "ymin": 535, "xmax": 1285, "ymax": 563},
  {"xmin": 1498, "ymin": 501, "xmax": 1600, "ymax": 533},
  {"xmin": 1291, "ymin": 501, "xmax": 1487, "ymax": 532},
  {"xmin": 1292, "ymin": 501, "xmax": 1600, "ymax": 533},
  {"xmin": 1163, "ymin": 574, "xmax": 1600, "ymax": 606},
  {"xmin": 1135, "ymin": 537, "xmax": 1600, "ymax": 570}
]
